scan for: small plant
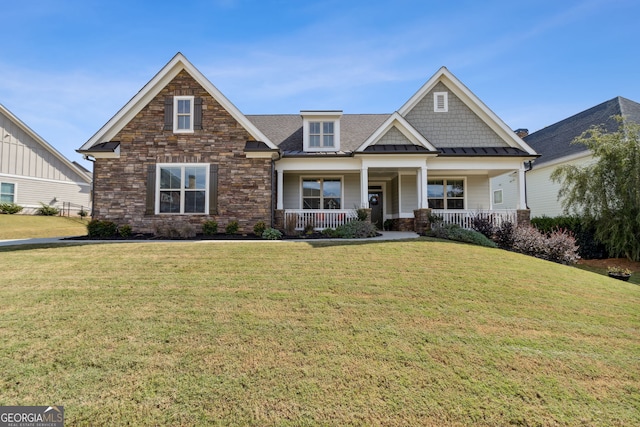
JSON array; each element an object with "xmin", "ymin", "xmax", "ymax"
[
  {"xmin": 36, "ymin": 203, "xmax": 59, "ymax": 216},
  {"xmin": 322, "ymin": 228, "xmax": 339, "ymax": 238},
  {"xmin": 355, "ymin": 207, "xmax": 369, "ymax": 221},
  {"xmin": 225, "ymin": 220, "xmax": 239, "ymax": 235},
  {"xmin": 0, "ymin": 203, "xmax": 23, "ymax": 214},
  {"xmin": 303, "ymin": 222, "xmax": 315, "ymax": 235},
  {"xmin": 87, "ymin": 220, "xmax": 118, "ymax": 238},
  {"xmin": 262, "ymin": 228, "xmax": 283, "ymax": 240},
  {"xmin": 78, "ymin": 209, "xmax": 88, "ymax": 218},
  {"xmin": 118, "ymin": 224, "xmax": 132, "ymax": 238},
  {"xmin": 202, "ymin": 220, "xmax": 218, "ymax": 236},
  {"xmin": 253, "ymin": 221, "xmax": 267, "ymax": 236},
  {"xmin": 383, "ymin": 219, "xmax": 393, "ymax": 231}
]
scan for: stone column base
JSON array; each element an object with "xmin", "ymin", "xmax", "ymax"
[
  {"xmin": 516, "ymin": 209, "xmax": 531, "ymax": 227},
  {"xmin": 274, "ymin": 209, "xmax": 284, "ymax": 231},
  {"xmin": 413, "ymin": 208, "xmax": 432, "ymax": 234}
]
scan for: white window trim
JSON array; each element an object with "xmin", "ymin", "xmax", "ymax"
[
  {"xmin": 0, "ymin": 181, "xmax": 16, "ymax": 204},
  {"xmin": 155, "ymin": 163, "xmax": 209, "ymax": 214},
  {"xmin": 493, "ymin": 189, "xmax": 503, "ymax": 205},
  {"xmin": 299, "ymin": 176, "xmax": 344, "ymax": 209},
  {"xmin": 173, "ymin": 96, "xmax": 194, "ymax": 133},
  {"xmin": 433, "ymin": 92, "xmax": 448, "ymax": 113},
  {"xmin": 427, "ymin": 177, "xmax": 466, "ymax": 209},
  {"xmin": 301, "ymin": 111, "xmax": 342, "ymax": 152}
]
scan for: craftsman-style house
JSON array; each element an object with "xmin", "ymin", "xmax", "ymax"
[{"xmin": 78, "ymin": 53, "xmax": 537, "ymax": 234}]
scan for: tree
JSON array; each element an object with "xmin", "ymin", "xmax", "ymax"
[{"xmin": 551, "ymin": 116, "xmax": 640, "ymax": 261}]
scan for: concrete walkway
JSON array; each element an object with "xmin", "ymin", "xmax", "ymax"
[{"xmin": 0, "ymin": 231, "xmax": 420, "ymax": 248}]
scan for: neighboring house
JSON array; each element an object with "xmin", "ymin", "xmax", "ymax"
[
  {"xmin": 77, "ymin": 53, "xmax": 537, "ymax": 234},
  {"xmin": 501, "ymin": 97, "xmax": 640, "ymax": 218},
  {"xmin": 0, "ymin": 103, "xmax": 92, "ymax": 214}
]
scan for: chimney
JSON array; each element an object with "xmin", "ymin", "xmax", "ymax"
[{"xmin": 515, "ymin": 128, "xmax": 529, "ymax": 138}]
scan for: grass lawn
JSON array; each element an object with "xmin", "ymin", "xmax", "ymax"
[
  {"xmin": 0, "ymin": 215, "xmax": 88, "ymax": 239},
  {"xmin": 0, "ymin": 239, "xmax": 638, "ymax": 426}
]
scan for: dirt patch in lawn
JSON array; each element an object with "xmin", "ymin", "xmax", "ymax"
[{"xmin": 578, "ymin": 258, "xmax": 640, "ymax": 271}]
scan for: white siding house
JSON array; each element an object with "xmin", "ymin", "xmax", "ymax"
[{"xmin": 0, "ymin": 103, "xmax": 92, "ymax": 214}]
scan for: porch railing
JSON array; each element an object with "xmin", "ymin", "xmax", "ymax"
[
  {"xmin": 285, "ymin": 209, "xmax": 358, "ymax": 230},
  {"xmin": 431, "ymin": 209, "xmax": 518, "ymax": 229}
]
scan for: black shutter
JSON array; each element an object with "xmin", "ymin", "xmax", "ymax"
[
  {"xmin": 194, "ymin": 97, "xmax": 203, "ymax": 130},
  {"xmin": 163, "ymin": 97, "xmax": 173, "ymax": 130},
  {"xmin": 209, "ymin": 164, "xmax": 218, "ymax": 215},
  {"xmin": 146, "ymin": 164, "xmax": 156, "ymax": 215}
]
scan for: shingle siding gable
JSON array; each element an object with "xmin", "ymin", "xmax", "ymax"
[
  {"xmin": 375, "ymin": 126, "xmax": 412, "ymax": 145},
  {"xmin": 403, "ymin": 82, "xmax": 509, "ymax": 149}
]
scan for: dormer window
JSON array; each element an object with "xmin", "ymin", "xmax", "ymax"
[{"xmin": 301, "ymin": 110, "xmax": 342, "ymax": 152}]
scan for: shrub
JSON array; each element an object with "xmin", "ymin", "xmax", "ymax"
[
  {"xmin": 531, "ymin": 215, "xmax": 607, "ymax": 259},
  {"xmin": 36, "ymin": 203, "xmax": 59, "ymax": 216},
  {"xmin": 225, "ymin": 220, "xmax": 239, "ymax": 235},
  {"xmin": 471, "ymin": 214, "xmax": 495, "ymax": 240},
  {"xmin": 322, "ymin": 228, "xmax": 340, "ymax": 238},
  {"xmin": 262, "ymin": 228, "xmax": 283, "ymax": 240},
  {"xmin": 118, "ymin": 224, "xmax": 132, "ymax": 238},
  {"xmin": 253, "ymin": 221, "xmax": 267, "ymax": 236},
  {"xmin": 494, "ymin": 221, "xmax": 515, "ymax": 249},
  {"xmin": 78, "ymin": 209, "xmax": 88, "ymax": 218},
  {"xmin": 512, "ymin": 226, "xmax": 579, "ymax": 265},
  {"xmin": 355, "ymin": 208, "xmax": 369, "ymax": 221},
  {"xmin": 334, "ymin": 220, "xmax": 378, "ymax": 239},
  {"xmin": 0, "ymin": 203, "xmax": 23, "ymax": 214},
  {"xmin": 303, "ymin": 222, "xmax": 315, "ymax": 235},
  {"xmin": 429, "ymin": 224, "xmax": 497, "ymax": 248},
  {"xmin": 87, "ymin": 220, "xmax": 118, "ymax": 238},
  {"xmin": 202, "ymin": 220, "xmax": 218, "ymax": 236}
]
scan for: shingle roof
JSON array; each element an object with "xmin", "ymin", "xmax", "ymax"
[
  {"xmin": 525, "ymin": 96, "xmax": 640, "ymax": 166},
  {"xmin": 246, "ymin": 114, "xmax": 390, "ymax": 154}
]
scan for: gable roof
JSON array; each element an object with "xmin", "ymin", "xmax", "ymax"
[
  {"xmin": 398, "ymin": 67, "xmax": 537, "ymax": 156},
  {"xmin": 0, "ymin": 103, "xmax": 91, "ymax": 183},
  {"xmin": 525, "ymin": 96, "xmax": 640, "ymax": 166},
  {"xmin": 78, "ymin": 53, "xmax": 276, "ymax": 153},
  {"xmin": 356, "ymin": 112, "xmax": 438, "ymax": 153}
]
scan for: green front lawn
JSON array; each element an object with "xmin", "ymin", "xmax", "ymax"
[
  {"xmin": 1, "ymin": 239, "xmax": 638, "ymax": 425},
  {"xmin": 0, "ymin": 215, "xmax": 88, "ymax": 239}
]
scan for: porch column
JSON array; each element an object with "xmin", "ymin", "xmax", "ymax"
[
  {"xmin": 518, "ymin": 163, "xmax": 527, "ymax": 209},
  {"xmin": 276, "ymin": 169, "xmax": 284, "ymax": 210},
  {"xmin": 417, "ymin": 165, "xmax": 428, "ymax": 209},
  {"xmin": 360, "ymin": 166, "xmax": 369, "ymax": 208}
]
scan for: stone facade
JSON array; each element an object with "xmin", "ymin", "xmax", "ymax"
[
  {"xmin": 93, "ymin": 70, "xmax": 272, "ymax": 234},
  {"xmin": 516, "ymin": 209, "xmax": 531, "ymax": 227},
  {"xmin": 413, "ymin": 208, "xmax": 432, "ymax": 235}
]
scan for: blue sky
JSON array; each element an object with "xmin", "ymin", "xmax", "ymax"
[{"xmin": 1, "ymin": 0, "xmax": 638, "ymax": 168}]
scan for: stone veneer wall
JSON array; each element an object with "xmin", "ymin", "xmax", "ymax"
[{"xmin": 93, "ymin": 70, "xmax": 272, "ymax": 234}]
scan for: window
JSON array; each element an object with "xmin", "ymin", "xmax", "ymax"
[
  {"xmin": 433, "ymin": 92, "xmax": 448, "ymax": 112},
  {"xmin": 173, "ymin": 96, "xmax": 194, "ymax": 133},
  {"xmin": 0, "ymin": 182, "xmax": 15, "ymax": 203},
  {"xmin": 309, "ymin": 122, "xmax": 334, "ymax": 148},
  {"xmin": 493, "ymin": 189, "xmax": 503, "ymax": 205},
  {"xmin": 157, "ymin": 164, "xmax": 208, "ymax": 214},
  {"xmin": 428, "ymin": 179, "xmax": 464, "ymax": 209},
  {"xmin": 302, "ymin": 178, "xmax": 341, "ymax": 209}
]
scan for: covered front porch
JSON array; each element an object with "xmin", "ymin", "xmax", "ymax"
[{"xmin": 274, "ymin": 155, "xmax": 529, "ymax": 232}]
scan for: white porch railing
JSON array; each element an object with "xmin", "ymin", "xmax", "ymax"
[
  {"xmin": 431, "ymin": 209, "xmax": 518, "ymax": 229},
  {"xmin": 285, "ymin": 209, "xmax": 358, "ymax": 230}
]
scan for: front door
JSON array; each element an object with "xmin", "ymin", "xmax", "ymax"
[{"xmin": 368, "ymin": 190, "xmax": 383, "ymax": 229}]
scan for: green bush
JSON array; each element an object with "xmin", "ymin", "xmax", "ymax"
[
  {"xmin": 334, "ymin": 220, "xmax": 378, "ymax": 239},
  {"xmin": 0, "ymin": 203, "xmax": 23, "ymax": 214},
  {"xmin": 261, "ymin": 228, "xmax": 283, "ymax": 240},
  {"xmin": 253, "ymin": 221, "xmax": 267, "ymax": 236},
  {"xmin": 428, "ymin": 224, "xmax": 497, "ymax": 248},
  {"xmin": 225, "ymin": 220, "xmax": 239, "ymax": 235},
  {"xmin": 78, "ymin": 209, "xmax": 88, "ymax": 218},
  {"xmin": 87, "ymin": 220, "xmax": 118, "ymax": 238},
  {"xmin": 202, "ymin": 220, "xmax": 218, "ymax": 236},
  {"xmin": 118, "ymin": 224, "xmax": 132, "ymax": 238},
  {"xmin": 355, "ymin": 208, "xmax": 369, "ymax": 221},
  {"xmin": 36, "ymin": 203, "xmax": 59, "ymax": 216}
]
